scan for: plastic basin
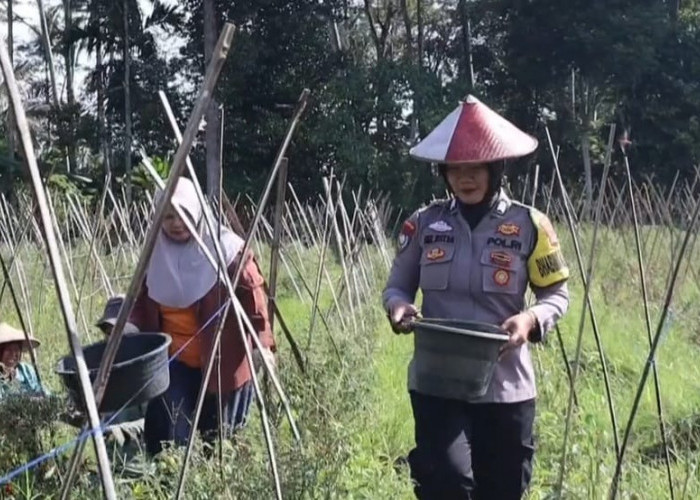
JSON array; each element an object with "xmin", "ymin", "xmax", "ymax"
[
  {"xmin": 412, "ymin": 318, "xmax": 509, "ymax": 401},
  {"xmin": 56, "ymin": 332, "xmax": 172, "ymax": 413}
]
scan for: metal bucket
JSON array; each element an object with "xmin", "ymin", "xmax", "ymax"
[
  {"xmin": 411, "ymin": 319, "xmax": 509, "ymax": 401},
  {"xmin": 56, "ymin": 332, "xmax": 172, "ymax": 413}
]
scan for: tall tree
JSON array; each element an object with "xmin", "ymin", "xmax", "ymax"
[
  {"xmin": 7, "ymin": 0, "xmax": 15, "ymax": 192},
  {"xmin": 123, "ymin": 0, "xmax": 132, "ymax": 203},
  {"xmin": 62, "ymin": 0, "xmax": 77, "ymax": 171},
  {"xmin": 203, "ymin": 0, "xmax": 220, "ymax": 199}
]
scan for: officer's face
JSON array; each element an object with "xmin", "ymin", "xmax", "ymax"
[{"xmin": 445, "ymin": 163, "xmax": 489, "ymax": 205}]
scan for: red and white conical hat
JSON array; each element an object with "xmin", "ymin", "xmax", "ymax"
[{"xmin": 409, "ymin": 95, "xmax": 538, "ymax": 164}]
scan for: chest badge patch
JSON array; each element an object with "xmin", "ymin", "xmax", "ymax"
[
  {"xmin": 428, "ymin": 221, "xmax": 453, "ymax": 232},
  {"xmin": 493, "ymin": 269, "xmax": 511, "ymax": 286},
  {"xmin": 497, "ymin": 223, "xmax": 520, "ymax": 237},
  {"xmin": 426, "ymin": 247, "xmax": 446, "ymax": 261},
  {"xmin": 490, "ymin": 251, "xmax": 513, "ymax": 268}
]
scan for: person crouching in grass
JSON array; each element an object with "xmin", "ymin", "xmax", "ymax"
[{"xmin": 0, "ymin": 323, "xmax": 46, "ymax": 398}]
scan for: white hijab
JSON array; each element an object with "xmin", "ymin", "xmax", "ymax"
[{"xmin": 146, "ymin": 177, "xmax": 244, "ymax": 308}]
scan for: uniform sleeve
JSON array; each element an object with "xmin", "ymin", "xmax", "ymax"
[
  {"xmin": 526, "ymin": 209, "xmax": 570, "ymax": 342},
  {"xmin": 236, "ymin": 253, "xmax": 276, "ymax": 351},
  {"xmin": 528, "ymin": 281, "xmax": 569, "ymax": 342},
  {"xmin": 382, "ymin": 209, "xmax": 422, "ymax": 312}
]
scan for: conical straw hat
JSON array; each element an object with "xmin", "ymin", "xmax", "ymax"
[
  {"xmin": 0, "ymin": 323, "xmax": 40, "ymax": 349},
  {"xmin": 409, "ymin": 95, "xmax": 538, "ymax": 164}
]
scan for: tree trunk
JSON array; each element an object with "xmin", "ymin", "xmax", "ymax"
[
  {"xmin": 37, "ymin": 0, "xmax": 59, "ymax": 106},
  {"xmin": 670, "ymin": 0, "xmax": 681, "ymax": 22},
  {"xmin": 417, "ymin": 0, "xmax": 423, "ymax": 68},
  {"xmin": 399, "ymin": 0, "xmax": 413, "ymax": 59},
  {"xmin": 7, "ymin": 0, "xmax": 15, "ymax": 195},
  {"xmin": 414, "ymin": 0, "xmax": 423, "ymax": 136},
  {"xmin": 38, "ymin": 0, "xmax": 71, "ymax": 172},
  {"xmin": 458, "ymin": 0, "xmax": 475, "ymax": 91},
  {"xmin": 63, "ymin": 0, "xmax": 76, "ymax": 172},
  {"xmin": 123, "ymin": 0, "xmax": 132, "ymax": 204},
  {"xmin": 581, "ymin": 132, "xmax": 593, "ymax": 219},
  {"xmin": 96, "ymin": 25, "xmax": 110, "ymax": 179},
  {"xmin": 204, "ymin": 0, "xmax": 221, "ymax": 200}
]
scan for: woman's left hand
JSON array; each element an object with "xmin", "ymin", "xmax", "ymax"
[{"xmin": 499, "ymin": 311, "xmax": 536, "ymax": 355}]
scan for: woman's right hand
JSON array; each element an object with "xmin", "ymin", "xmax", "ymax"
[{"xmin": 388, "ymin": 301, "xmax": 419, "ymax": 334}]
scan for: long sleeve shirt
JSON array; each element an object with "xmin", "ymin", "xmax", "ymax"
[{"xmin": 382, "ymin": 190, "xmax": 570, "ymax": 403}]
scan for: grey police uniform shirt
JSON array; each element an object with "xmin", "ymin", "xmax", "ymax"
[{"xmin": 382, "ymin": 190, "xmax": 570, "ymax": 403}]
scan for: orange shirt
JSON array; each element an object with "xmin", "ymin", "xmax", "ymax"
[{"xmin": 159, "ymin": 304, "xmax": 200, "ymax": 368}]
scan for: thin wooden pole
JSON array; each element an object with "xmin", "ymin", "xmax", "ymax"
[
  {"xmin": 547, "ymin": 126, "xmax": 618, "ymax": 496},
  {"xmin": 612, "ymin": 146, "xmax": 674, "ymax": 499},
  {"xmin": 0, "ymin": 32, "xmax": 116, "ymax": 499},
  {"xmin": 58, "ymin": 24, "xmax": 237, "ymax": 498},
  {"xmin": 136, "ymin": 163, "xmax": 287, "ymax": 500},
  {"xmin": 268, "ymin": 158, "xmax": 289, "ymax": 334}
]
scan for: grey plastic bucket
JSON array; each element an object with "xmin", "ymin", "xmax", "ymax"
[
  {"xmin": 411, "ymin": 319, "xmax": 509, "ymax": 401},
  {"xmin": 56, "ymin": 332, "xmax": 172, "ymax": 413}
]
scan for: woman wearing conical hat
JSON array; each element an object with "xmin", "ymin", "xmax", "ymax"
[
  {"xmin": 0, "ymin": 323, "xmax": 46, "ymax": 398},
  {"xmin": 383, "ymin": 96, "xmax": 570, "ymax": 499}
]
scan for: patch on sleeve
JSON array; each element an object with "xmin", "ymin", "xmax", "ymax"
[
  {"xmin": 527, "ymin": 209, "xmax": 569, "ymax": 287},
  {"xmin": 398, "ymin": 219, "xmax": 417, "ymax": 252}
]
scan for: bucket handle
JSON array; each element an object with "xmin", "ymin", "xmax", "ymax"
[{"xmin": 413, "ymin": 320, "xmax": 510, "ymax": 342}]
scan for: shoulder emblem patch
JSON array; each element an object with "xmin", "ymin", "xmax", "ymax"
[
  {"xmin": 538, "ymin": 215, "xmax": 559, "ymax": 247},
  {"xmin": 398, "ymin": 219, "xmax": 417, "ymax": 252}
]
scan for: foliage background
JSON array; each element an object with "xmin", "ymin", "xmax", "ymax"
[{"xmin": 2, "ymin": 0, "xmax": 699, "ymax": 213}]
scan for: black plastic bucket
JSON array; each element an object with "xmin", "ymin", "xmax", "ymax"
[
  {"xmin": 56, "ymin": 332, "xmax": 172, "ymax": 413},
  {"xmin": 412, "ymin": 319, "xmax": 509, "ymax": 401}
]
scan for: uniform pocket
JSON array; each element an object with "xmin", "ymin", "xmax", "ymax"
[
  {"xmin": 419, "ymin": 244, "xmax": 456, "ymax": 290},
  {"xmin": 480, "ymin": 249, "xmax": 521, "ymax": 295}
]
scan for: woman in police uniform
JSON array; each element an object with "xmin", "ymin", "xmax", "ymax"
[{"xmin": 383, "ymin": 96, "xmax": 570, "ymax": 500}]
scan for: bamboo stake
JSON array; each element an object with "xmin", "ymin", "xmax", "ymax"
[
  {"xmin": 608, "ymin": 184, "xmax": 700, "ymax": 500},
  {"xmin": 548, "ymin": 126, "xmax": 620, "ymax": 496},
  {"xmin": 166, "ymin": 88, "xmax": 311, "ymax": 498},
  {"xmin": 0, "ymin": 32, "xmax": 116, "ymax": 499},
  {"xmin": 268, "ymin": 158, "xmax": 288, "ymax": 334},
  {"xmin": 58, "ymin": 24, "xmax": 237, "ymax": 498},
  {"xmin": 621, "ymin": 144, "xmax": 674, "ymax": 499}
]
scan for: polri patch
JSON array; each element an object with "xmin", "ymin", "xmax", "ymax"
[
  {"xmin": 426, "ymin": 247, "xmax": 446, "ymax": 261},
  {"xmin": 493, "ymin": 269, "xmax": 511, "ymax": 286},
  {"xmin": 428, "ymin": 221, "xmax": 453, "ymax": 232},
  {"xmin": 497, "ymin": 223, "xmax": 520, "ymax": 237},
  {"xmin": 487, "ymin": 236, "xmax": 522, "ymax": 251}
]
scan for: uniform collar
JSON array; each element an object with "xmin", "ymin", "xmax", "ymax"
[{"xmin": 448, "ymin": 189, "xmax": 511, "ymax": 217}]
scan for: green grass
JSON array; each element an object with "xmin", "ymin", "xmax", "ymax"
[{"xmin": 2, "ymin": 222, "xmax": 700, "ymax": 498}]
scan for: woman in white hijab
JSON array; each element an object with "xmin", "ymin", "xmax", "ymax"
[{"xmin": 129, "ymin": 176, "xmax": 276, "ymax": 455}]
